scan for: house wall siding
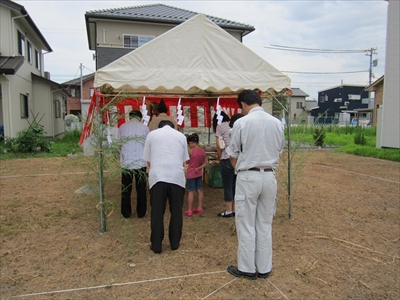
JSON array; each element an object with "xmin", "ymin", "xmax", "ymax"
[
  {"xmin": 372, "ymin": 81, "xmax": 384, "ymax": 126},
  {"xmin": 313, "ymin": 86, "xmax": 369, "ymax": 122},
  {"xmin": 82, "ymin": 78, "xmax": 94, "ymax": 100},
  {"xmin": 0, "ymin": 5, "xmax": 13, "ymax": 55},
  {"xmin": 290, "ymin": 96, "xmax": 308, "ymax": 123},
  {"xmin": 32, "ymin": 80, "xmax": 52, "ymax": 136},
  {"xmin": 53, "ymin": 91, "xmax": 66, "ymax": 138},
  {"xmin": 94, "ymin": 18, "xmax": 243, "ymax": 69},
  {"xmin": 1, "ymin": 2, "xmax": 60, "ymax": 138},
  {"xmin": 9, "ymin": 75, "xmax": 32, "ymax": 135},
  {"xmin": 65, "ymin": 77, "xmax": 94, "ymax": 116},
  {"xmin": 379, "ymin": 0, "xmax": 400, "ymax": 148},
  {"xmin": 67, "ymin": 97, "xmax": 81, "ymax": 114},
  {"xmin": 97, "ymin": 48, "xmax": 133, "ymax": 69}
]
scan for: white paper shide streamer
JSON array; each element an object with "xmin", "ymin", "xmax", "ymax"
[
  {"xmin": 176, "ymin": 98, "xmax": 184, "ymax": 126},
  {"xmin": 106, "ymin": 111, "xmax": 112, "ymax": 145},
  {"xmin": 216, "ymin": 97, "xmax": 223, "ymax": 125},
  {"xmin": 140, "ymin": 96, "xmax": 150, "ymax": 126}
]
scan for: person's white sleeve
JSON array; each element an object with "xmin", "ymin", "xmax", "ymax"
[
  {"xmin": 118, "ymin": 126, "xmax": 122, "ymax": 140},
  {"xmin": 142, "ymin": 137, "xmax": 151, "ymax": 162},
  {"xmin": 278, "ymin": 125, "xmax": 285, "ymax": 154},
  {"xmin": 182, "ymin": 138, "xmax": 190, "ymax": 162},
  {"xmin": 226, "ymin": 125, "xmax": 240, "ymax": 158}
]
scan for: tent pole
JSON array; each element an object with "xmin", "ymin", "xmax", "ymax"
[
  {"xmin": 287, "ymin": 95, "xmax": 293, "ymax": 219},
  {"xmin": 96, "ymin": 94, "xmax": 106, "ymax": 233},
  {"xmin": 267, "ymin": 90, "xmax": 292, "ymax": 219}
]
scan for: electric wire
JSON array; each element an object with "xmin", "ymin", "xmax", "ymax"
[
  {"xmin": 281, "ymin": 70, "xmax": 368, "ymax": 74},
  {"xmin": 267, "ymin": 44, "xmax": 372, "ymax": 53}
]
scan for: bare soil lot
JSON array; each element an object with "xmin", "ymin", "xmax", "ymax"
[{"xmin": 0, "ymin": 151, "xmax": 399, "ymax": 299}]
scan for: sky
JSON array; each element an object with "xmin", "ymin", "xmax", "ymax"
[{"xmin": 14, "ymin": 0, "xmax": 389, "ymax": 100}]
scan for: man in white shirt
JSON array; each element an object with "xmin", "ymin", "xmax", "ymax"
[
  {"xmin": 142, "ymin": 120, "xmax": 189, "ymax": 253},
  {"xmin": 118, "ymin": 110, "xmax": 149, "ymax": 218},
  {"xmin": 226, "ymin": 90, "xmax": 285, "ymax": 280}
]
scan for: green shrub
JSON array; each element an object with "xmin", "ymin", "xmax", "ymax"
[
  {"xmin": 0, "ymin": 136, "xmax": 16, "ymax": 153},
  {"xmin": 313, "ymin": 127, "xmax": 326, "ymax": 147},
  {"xmin": 14, "ymin": 122, "xmax": 52, "ymax": 153},
  {"xmin": 354, "ymin": 128, "xmax": 367, "ymax": 145}
]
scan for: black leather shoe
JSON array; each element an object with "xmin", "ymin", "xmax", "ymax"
[
  {"xmin": 227, "ymin": 265, "xmax": 256, "ymax": 280},
  {"xmin": 217, "ymin": 211, "xmax": 235, "ymax": 218},
  {"xmin": 258, "ymin": 271, "xmax": 271, "ymax": 278},
  {"xmin": 171, "ymin": 245, "xmax": 179, "ymax": 251},
  {"xmin": 150, "ymin": 245, "xmax": 161, "ymax": 254}
]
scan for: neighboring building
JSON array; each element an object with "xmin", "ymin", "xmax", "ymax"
[
  {"xmin": 366, "ymin": 75, "xmax": 384, "ymax": 126},
  {"xmin": 61, "ymin": 73, "xmax": 95, "ymax": 118},
  {"xmin": 290, "ymin": 88, "xmax": 309, "ymax": 124},
  {"xmin": 0, "ymin": 0, "xmax": 68, "ymax": 139},
  {"xmin": 85, "ymin": 4, "xmax": 255, "ymax": 70},
  {"xmin": 377, "ymin": 0, "xmax": 399, "ymax": 149},
  {"xmin": 312, "ymin": 85, "xmax": 370, "ymax": 124}
]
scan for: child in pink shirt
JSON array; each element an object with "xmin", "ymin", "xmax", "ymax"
[{"xmin": 185, "ymin": 134, "xmax": 207, "ymax": 216}]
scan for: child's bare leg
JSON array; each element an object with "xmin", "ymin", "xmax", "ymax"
[
  {"xmin": 225, "ymin": 201, "xmax": 234, "ymax": 213},
  {"xmin": 197, "ymin": 190, "xmax": 204, "ymax": 210},
  {"xmin": 187, "ymin": 191, "xmax": 194, "ymax": 211}
]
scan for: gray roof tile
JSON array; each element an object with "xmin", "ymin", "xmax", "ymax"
[
  {"xmin": 61, "ymin": 73, "xmax": 95, "ymax": 86},
  {"xmin": 85, "ymin": 3, "xmax": 254, "ymax": 32},
  {"xmin": 291, "ymin": 88, "xmax": 309, "ymax": 97}
]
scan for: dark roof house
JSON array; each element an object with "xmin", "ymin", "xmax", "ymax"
[{"xmin": 85, "ymin": 4, "xmax": 255, "ymax": 69}]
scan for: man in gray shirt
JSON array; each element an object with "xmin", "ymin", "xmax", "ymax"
[{"xmin": 226, "ymin": 89, "xmax": 284, "ymax": 280}]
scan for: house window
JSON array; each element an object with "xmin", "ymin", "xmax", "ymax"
[
  {"xmin": 55, "ymin": 100, "xmax": 61, "ymax": 118},
  {"xmin": 27, "ymin": 41, "xmax": 32, "ymax": 63},
  {"xmin": 18, "ymin": 31, "xmax": 25, "ymax": 56},
  {"xmin": 35, "ymin": 50, "xmax": 40, "ymax": 70},
  {"xmin": 70, "ymin": 110, "xmax": 80, "ymax": 116},
  {"xmin": 348, "ymin": 94, "xmax": 361, "ymax": 100},
  {"xmin": 70, "ymin": 87, "xmax": 81, "ymax": 98},
  {"xmin": 90, "ymin": 88, "xmax": 94, "ymax": 97},
  {"xmin": 296, "ymin": 102, "xmax": 302, "ymax": 109},
  {"xmin": 123, "ymin": 35, "xmax": 154, "ymax": 49},
  {"xmin": 319, "ymin": 94, "xmax": 328, "ymax": 103},
  {"xmin": 20, "ymin": 94, "xmax": 29, "ymax": 118}
]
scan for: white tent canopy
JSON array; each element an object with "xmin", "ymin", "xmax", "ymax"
[{"xmin": 94, "ymin": 13, "xmax": 290, "ymax": 95}]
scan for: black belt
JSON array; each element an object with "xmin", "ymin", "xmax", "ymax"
[{"xmin": 241, "ymin": 167, "xmax": 273, "ymax": 172}]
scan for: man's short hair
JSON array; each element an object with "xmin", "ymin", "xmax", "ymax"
[
  {"xmin": 129, "ymin": 110, "xmax": 142, "ymax": 119},
  {"xmin": 229, "ymin": 113, "xmax": 244, "ymax": 128},
  {"xmin": 237, "ymin": 90, "xmax": 262, "ymax": 108},
  {"xmin": 158, "ymin": 120, "xmax": 174, "ymax": 128}
]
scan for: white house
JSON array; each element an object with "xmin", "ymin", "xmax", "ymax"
[
  {"xmin": 0, "ymin": 0, "xmax": 68, "ymax": 139},
  {"xmin": 377, "ymin": 0, "xmax": 399, "ymax": 149}
]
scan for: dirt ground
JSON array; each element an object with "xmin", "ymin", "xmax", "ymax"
[{"xmin": 0, "ymin": 151, "xmax": 399, "ymax": 299}]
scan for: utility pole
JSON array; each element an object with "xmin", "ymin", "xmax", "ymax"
[
  {"xmin": 366, "ymin": 47, "xmax": 378, "ymax": 85},
  {"xmin": 366, "ymin": 48, "xmax": 377, "ymax": 124},
  {"xmin": 80, "ymin": 63, "xmax": 83, "ymax": 116}
]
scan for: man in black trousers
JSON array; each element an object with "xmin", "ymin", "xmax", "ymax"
[
  {"xmin": 142, "ymin": 120, "xmax": 189, "ymax": 253},
  {"xmin": 118, "ymin": 110, "xmax": 149, "ymax": 218}
]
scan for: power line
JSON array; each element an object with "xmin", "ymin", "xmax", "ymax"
[
  {"xmin": 281, "ymin": 70, "xmax": 368, "ymax": 74},
  {"xmin": 266, "ymin": 45, "xmax": 369, "ymax": 53}
]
